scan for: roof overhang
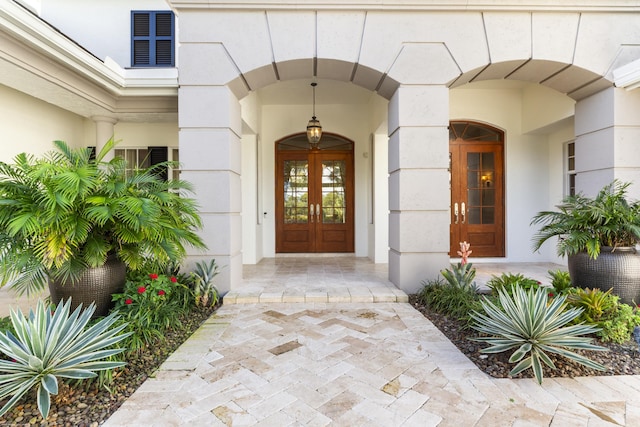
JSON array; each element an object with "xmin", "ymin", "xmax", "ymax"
[{"xmin": 0, "ymin": 1, "xmax": 177, "ymax": 122}]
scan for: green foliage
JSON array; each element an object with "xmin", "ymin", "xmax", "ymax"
[
  {"xmin": 548, "ymin": 269, "xmax": 572, "ymax": 295},
  {"xmin": 191, "ymin": 259, "xmax": 220, "ymax": 308},
  {"xmin": 565, "ymin": 287, "xmax": 640, "ymax": 343},
  {"xmin": 599, "ymin": 304, "xmax": 640, "ymax": 344},
  {"xmin": 486, "ymin": 273, "xmax": 542, "ymax": 297},
  {"xmin": 0, "ymin": 299, "xmax": 129, "ymax": 419},
  {"xmin": 0, "ymin": 139, "xmax": 207, "ymax": 296},
  {"xmin": 112, "ymin": 272, "xmax": 191, "ymax": 353},
  {"xmin": 471, "ymin": 286, "xmax": 606, "ymax": 384},
  {"xmin": 440, "ymin": 262, "xmax": 478, "ymax": 291},
  {"xmin": 418, "ymin": 278, "xmax": 484, "ymax": 328},
  {"xmin": 566, "ymin": 288, "xmax": 617, "ymax": 324},
  {"xmin": 531, "ymin": 180, "xmax": 640, "ymax": 259}
]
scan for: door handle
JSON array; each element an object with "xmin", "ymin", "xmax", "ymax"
[
  {"xmin": 454, "ymin": 202, "xmax": 459, "ymax": 224},
  {"xmin": 310, "ymin": 203, "xmax": 314, "ymax": 223},
  {"xmin": 316, "ymin": 203, "xmax": 320, "ymax": 222},
  {"xmin": 461, "ymin": 202, "xmax": 466, "ymax": 224}
]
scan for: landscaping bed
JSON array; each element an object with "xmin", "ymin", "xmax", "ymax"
[
  {"xmin": 410, "ymin": 294, "xmax": 640, "ymax": 379},
  {"xmin": 0, "ymin": 305, "xmax": 218, "ymax": 427}
]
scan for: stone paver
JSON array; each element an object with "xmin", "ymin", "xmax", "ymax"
[{"xmin": 103, "ymin": 301, "xmax": 639, "ymax": 426}]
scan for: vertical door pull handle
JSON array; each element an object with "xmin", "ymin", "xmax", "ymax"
[
  {"xmin": 310, "ymin": 203, "xmax": 314, "ymax": 223},
  {"xmin": 454, "ymin": 202, "xmax": 459, "ymax": 224},
  {"xmin": 461, "ymin": 202, "xmax": 466, "ymax": 224},
  {"xmin": 316, "ymin": 203, "xmax": 320, "ymax": 222}
]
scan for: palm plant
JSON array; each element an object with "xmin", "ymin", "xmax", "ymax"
[
  {"xmin": 0, "ymin": 299, "xmax": 130, "ymax": 418},
  {"xmin": 0, "ymin": 139, "xmax": 206, "ymax": 295},
  {"xmin": 531, "ymin": 180, "xmax": 640, "ymax": 259},
  {"xmin": 470, "ymin": 286, "xmax": 606, "ymax": 384}
]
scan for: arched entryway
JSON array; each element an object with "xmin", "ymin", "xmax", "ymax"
[
  {"xmin": 449, "ymin": 121, "xmax": 505, "ymax": 257},
  {"xmin": 275, "ymin": 133, "xmax": 355, "ymax": 253}
]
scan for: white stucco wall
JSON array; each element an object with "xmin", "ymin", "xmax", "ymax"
[
  {"xmin": 113, "ymin": 122, "xmax": 178, "ymax": 149},
  {"xmin": 0, "ymin": 85, "xmax": 88, "ymax": 160}
]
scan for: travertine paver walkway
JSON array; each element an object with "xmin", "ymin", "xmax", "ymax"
[{"xmin": 104, "ymin": 302, "xmax": 640, "ymax": 426}]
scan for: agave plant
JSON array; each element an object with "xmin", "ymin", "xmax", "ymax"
[
  {"xmin": 470, "ymin": 286, "xmax": 607, "ymax": 384},
  {"xmin": 0, "ymin": 299, "xmax": 130, "ymax": 418},
  {"xmin": 191, "ymin": 259, "xmax": 220, "ymax": 307}
]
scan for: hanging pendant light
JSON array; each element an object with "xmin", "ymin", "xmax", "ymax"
[{"xmin": 306, "ymin": 82, "xmax": 322, "ymax": 149}]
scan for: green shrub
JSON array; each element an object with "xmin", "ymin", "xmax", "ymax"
[
  {"xmin": 471, "ymin": 286, "xmax": 606, "ymax": 384},
  {"xmin": 486, "ymin": 273, "xmax": 542, "ymax": 297},
  {"xmin": 566, "ymin": 287, "xmax": 640, "ymax": 343},
  {"xmin": 418, "ymin": 278, "xmax": 483, "ymax": 328},
  {"xmin": 548, "ymin": 269, "xmax": 572, "ymax": 295},
  {"xmin": 599, "ymin": 304, "xmax": 640, "ymax": 344},
  {"xmin": 0, "ymin": 299, "xmax": 129, "ymax": 418},
  {"xmin": 112, "ymin": 272, "xmax": 191, "ymax": 353}
]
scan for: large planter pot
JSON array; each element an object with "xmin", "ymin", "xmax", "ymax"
[
  {"xmin": 568, "ymin": 247, "xmax": 640, "ymax": 305},
  {"xmin": 48, "ymin": 256, "xmax": 126, "ymax": 317}
]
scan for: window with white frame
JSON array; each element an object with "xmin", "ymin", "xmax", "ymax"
[
  {"xmin": 566, "ymin": 141, "xmax": 576, "ymax": 196},
  {"xmin": 131, "ymin": 11, "xmax": 175, "ymax": 67},
  {"xmin": 114, "ymin": 147, "xmax": 178, "ymax": 181}
]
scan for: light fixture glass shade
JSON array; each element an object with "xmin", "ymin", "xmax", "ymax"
[{"xmin": 307, "ymin": 116, "xmax": 322, "ymax": 147}]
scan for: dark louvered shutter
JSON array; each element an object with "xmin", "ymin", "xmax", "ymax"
[
  {"xmin": 155, "ymin": 13, "xmax": 173, "ymax": 66},
  {"xmin": 149, "ymin": 146, "xmax": 168, "ymax": 181},
  {"xmin": 132, "ymin": 11, "xmax": 174, "ymax": 67}
]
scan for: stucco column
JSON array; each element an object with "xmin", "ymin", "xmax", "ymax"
[
  {"xmin": 575, "ymin": 87, "xmax": 640, "ymax": 198},
  {"xmin": 92, "ymin": 116, "xmax": 117, "ymax": 160},
  {"xmin": 177, "ymin": 41, "xmax": 243, "ymax": 296},
  {"xmin": 388, "ymin": 85, "xmax": 450, "ymax": 294}
]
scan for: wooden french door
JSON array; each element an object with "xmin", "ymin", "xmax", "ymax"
[
  {"xmin": 449, "ymin": 122, "xmax": 505, "ymax": 257},
  {"xmin": 276, "ymin": 134, "xmax": 354, "ymax": 253}
]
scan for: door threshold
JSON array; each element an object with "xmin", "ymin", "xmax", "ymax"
[{"xmin": 275, "ymin": 253, "xmax": 356, "ymax": 258}]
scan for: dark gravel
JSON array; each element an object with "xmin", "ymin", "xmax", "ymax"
[
  {"xmin": 410, "ymin": 294, "xmax": 640, "ymax": 379},
  {"xmin": 0, "ymin": 305, "xmax": 217, "ymax": 426}
]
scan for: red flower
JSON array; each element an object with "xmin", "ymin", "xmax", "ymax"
[
  {"xmin": 170, "ymin": 276, "xmax": 177, "ymax": 283},
  {"xmin": 548, "ymin": 292, "xmax": 555, "ymax": 298},
  {"xmin": 158, "ymin": 290, "xmax": 166, "ymax": 296},
  {"xmin": 137, "ymin": 286, "xmax": 147, "ymax": 294},
  {"xmin": 149, "ymin": 273, "xmax": 159, "ymax": 280},
  {"xmin": 125, "ymin": 298, "xmax": 133, "ymax": 305}
]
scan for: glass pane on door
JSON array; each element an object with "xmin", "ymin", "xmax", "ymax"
[
  {"xmin": 321, "ymin": 160, "xmax": 346, "ymax": 224},
  {"xmin": 466, "ymin": 152, "xmax": 495, "ymax": 225},
  {"xmin": 283, "ymin": 160, "xmax": 308, "ymax": 223}
]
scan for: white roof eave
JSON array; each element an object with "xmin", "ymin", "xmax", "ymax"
[{"xmin": 613, "ymin": 58, "xmax": 640, "ymax": 91}]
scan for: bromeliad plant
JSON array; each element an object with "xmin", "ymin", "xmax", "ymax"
[
  {"xmin": 191, "ymin": 259, "xmax": 220, "ymax": 308},
  {"xmin": 470, "ymin": 286, "xmax": 607, "ymax": 384},
  {"xmin": 0, "ymin": 299, "xmax": 129, "ymax": 419}
]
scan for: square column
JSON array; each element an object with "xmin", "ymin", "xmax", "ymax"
[
  {"xmin": 178, "ymin": 84, "xmax": 243, "ymax": 295},
  {"xmin": 388, "ymin": 85, "xmax": 450, "ymax": 294},
  {"xmin": 575, "ymin": 87, "xmax": 640, "ymax": 198}
]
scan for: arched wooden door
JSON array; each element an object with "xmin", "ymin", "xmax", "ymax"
[
  {"xmin": 449, "ymin": 121, "xmax": 505, "ymax": 257},
  {"xmin": 276, "ymin": 134, "xmax": 354, "ymax": 253}
]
